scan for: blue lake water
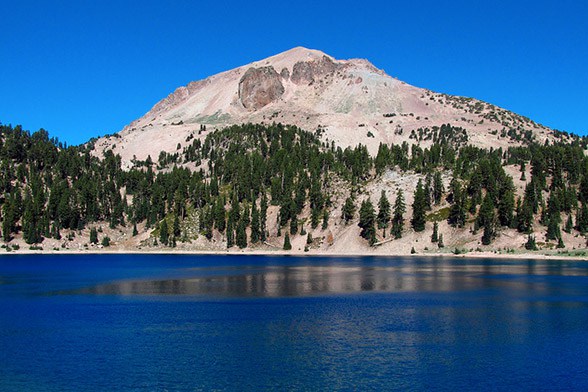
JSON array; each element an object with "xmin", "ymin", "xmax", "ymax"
[{"xmin": 1, "ymin": 254, "xmax": 588, "ymax": 391}]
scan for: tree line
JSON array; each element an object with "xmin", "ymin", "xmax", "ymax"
[{"xmin": 1, "ymin": 121, "xmax": 587, "ymax": 251}]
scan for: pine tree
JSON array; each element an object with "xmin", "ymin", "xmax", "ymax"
[
  {"xmin": 478, "ymin": 193, "xmax": 496, "ymax": 245},
  {"xmin": 431, "ymin": 221, "xmax": 439, "ymax": 243},
  {"xmin": 132, "ymin": 223, "xmax": 138, "ymax": 236},
  {"xmin": 342, "ymin": 196, "xmax": 355, "ymax": 224},
  {"xmin": 311, "ymin": 207, "xmax": 320, "ymax": 229},
  {"xmin": 260, "ymin": 192, "xmax": 268, "ymax": 241},
  {"xmin": 250, "ymin": 202, "xmax": 260, "ymax": 244},
  {"xmin": 90, "ymin": 227, "xmax": 98, "ymax": 244},
  {"xmin": 424, "ymin": 175, "xmax": 432, "ymax": 211},
  {"xmin": 322, "ymin": 210, "xmax": 329, "ymax": 230},
  {"xmin": 498, "ymin": 188, "xmax": 515, "ymax": 227},
  {"xmin": 358, "ymin": 199, "xmax": 376, "ymax": 245},
  {"xmin": 22, "ymin": 192, "xmax": 42, "ymax": 244},
  {"xmin": 411, "ymin": 179, "xmax": 427, "ymax": 232},
  {"xmin": 391, "ymin": 189, "xmax": 406, "ymax": 239},
  {"xmin": 438, "ymin": 233, "xmax": 444, "ymax": 248},
  {"xmin": 173, "ymin": 215, "xmax": 181, "ymax": 238},
  {"xmin": 226, "ymin": 216, "xmax": 235, "ymax": 248},
  {"xmin": 236, "ymin": 220, "xmax": 247, "ymax": 248},
  {"xmin": 377, "ymin": 190, "xmax": 391, "ymax": 230},
  {"xmin": 51, "ymin": 222, "xmax": 61, "ymax": 240},
  {"xmin": 517, "ymin": 197, "xmax": 534, "ymax": 233},
  {"xmin": 448, "ymin": 180, "xmax": 466, "ymax": 228},
  {"xmin": 545, "ymin": 195, "xmax": 562, "ymax": 241},
  {"xmin": 433, "ymin": 171, "xmax": 444, "ymax": 204},
  {"xmin": 525, "ymin": 235, "xmax": 537, "ymax": 250},
  {"xmin": 213, "ymin": 198, "xmax": 226, "ymax": 233},
  {"xmin": 564, "ymin": 214, "xmax": 573, "ymax": 233},
  {"xmin": 290, "ymin": 218, "xmax": 298, "ymax": 235},
  {"xmin": 283, "ymin": 233, "xmax": 292, "ymax": 250},
  {"xmin": 306, "ymin": 233, "xmax": 313, "ymax": 245},
  {"xmin": 577, "ymin": 204, "xmax": 588, "ymax": 233},
  {"xmin": 160, "ymin": 220, "xmax": 170, "ymax": 246}
]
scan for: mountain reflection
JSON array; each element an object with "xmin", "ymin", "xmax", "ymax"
[{"xmin": 66, "ymin": 262, "xmax": 563, "ymax": 298}]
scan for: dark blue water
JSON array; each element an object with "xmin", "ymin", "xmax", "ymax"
[{"xmin": 1, "ymin": 255, "xmax": 588, "ymax": 391}]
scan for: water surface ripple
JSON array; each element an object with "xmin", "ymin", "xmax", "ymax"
[{"xmin": 1, "ymin": 254, "xmax": 587, "ymax": 391}]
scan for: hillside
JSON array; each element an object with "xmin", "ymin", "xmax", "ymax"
[
  {"xmin": 1, "ymin": 119, "xmax": 588, "ymax": 258},
  {"xmin": 93, "ymin": 47, "xmax": 563, "ymax": 169},
  {"xmin": 1, "ymin": 49, "xmax": 588, "ymax": 257}
]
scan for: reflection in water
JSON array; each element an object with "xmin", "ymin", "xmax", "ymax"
[
  {"xmin": 4, "ymin": 256, "xmax": 588, "ymax": 391},
  {"xmin": 63, "ymin": 261, "xmax": 581, "ymax": 298}
]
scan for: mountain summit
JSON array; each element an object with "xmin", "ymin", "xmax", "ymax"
[{"xmin": 95, "ymin": 47, "xmax": 554, "ymax": 167}]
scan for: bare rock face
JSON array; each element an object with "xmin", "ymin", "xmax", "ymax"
[
  {"xmin": 280, "ymin": 67, "xmax": 290, "ymax": 80},
  {"xmin": 238, "ymin": 66, "xmax": 284, "ymax": 110},
  {"xmin": 291, "ymin": 61, "xmax": 313, "ymax": 85},
  {"xmin": 291, "ymin": 55, "xmax": 339, "ymax": 85}
]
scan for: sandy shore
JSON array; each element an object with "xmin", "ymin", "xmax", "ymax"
[{"xmin": 3, "ymin": 246, "xmax": 588, "ymax": 261}]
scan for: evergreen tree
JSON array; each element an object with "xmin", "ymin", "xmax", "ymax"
[
  {"xmin": 358, "ymin": 199, "xmax": 377, "ymax": 245},
  {"xmin": 22, "ymin": 192, "xmax": 42, "ymax": 244},
  {"xmin": 290, "ymin": 218, "xmax": 298, "ymax": 235},
  {"xmin": 51, "ymin": 222, "xmax": 61, "ymax": 240},
  {"xmin": 342, "ymin": 196, "xmax": 355, "ymax": 224},
  {"xmin": 213, "ymin": 198, "xmax": 226, "ymax": 233},
  {"xmin": 517, "ymin": 197, "xmax": 534, "ymax": 233},
  {"xmin": 498, "ymin": 188, "xmax": 515, "ymax": 227},
  {"xmin": 433, "ymin": 171, "xmax": 444, "ymax": 204},
  {"xmin": 431, "ymin": 221, "xmax": 439, "ymax": 243},
  {"xmin": 159, "ymin": 220, "xmax": 169, "ymax": 246},
  {"xmin": 132, "ymin": 223, "xmax": 138, "ymax": 236},
  {"xmin": 564, "ymin": 214, "xmax": 573, "ymax": 233},
  {"xmin": 236, "ymin": 220, "xmax": 247, "ymax": 248},
  {"xmin": 283, "ymin": 233, "xmax": 292, "ymax": 250},
  {"xmin": 260, "ymin": 192, "xmax": 268, "ymax": 241},
  {"xmin": 306, "ymin": 233, "xmax": 313, "ymax": 245},
  {"xmin": 310, "ymin": 207, "xmax": 320, "ymax": 229},
  {"xmin": 322, "ymin": 210, "xmax": 329, "ymax": 230},
  {"xmin": 377, "ymin": 190, "xmax": 391, "ymax": 231},
  {"xmin": 2, "ymin": 201, "xmax": 14, "ymax": 242},
  {"xmin": 250, "ymin": 202, "xmax": 260, "ymax": 243},
  {"xmin": 448, "ymin": 180, "xmax": 466, "ymax": 228},
  {"xmin": 226, "ymin": 216, "xmax": 235, "ymax": 248},
  {"xmin": 173, "ymin": 215, "xmax": 181, "ymax": 238},
  {"xmin": 545, "ymin": 195, "xmax": 562, "ymax": 241},
  {"xmin": 423, "ymin": 175, "xmax": 432, "ymax": 211},
  {"xmin": 478, "ymin": 193, "xmax": 496, "ymax": 245},
  {"xmin": 438, "ymin": 233, "xmax": 444, "ymax": 248},
  {"xmin": 411, "ymin": 179, "xmax": 427, "ymax": 232},
  {"xmin": 525, "ymin": 235, "xmax": 537, "ymax": 250},
  {"xmin": 391, "ymin": 189, "xmax": 406, "ymax": 239},
  {"xmin": 90, "ymin": 227, "xmax": 98, "ymax": 244}
]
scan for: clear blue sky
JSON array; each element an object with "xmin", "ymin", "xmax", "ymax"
[{"xmin": 1, "ymin": 0, "xmax": 586, "ymax": 145}]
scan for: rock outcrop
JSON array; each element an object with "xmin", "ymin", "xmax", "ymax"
[
  {"xmin": 238, "ymin": 66, "xmax": 284, "ymax": 110},
  {"xmin": 291, "ymin": 55, "xmax": 339, "ymax": 85}
]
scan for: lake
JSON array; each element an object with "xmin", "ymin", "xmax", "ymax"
[{"xmin": 1, "ymin": 254, "xmax": 588, "ymax": 391}]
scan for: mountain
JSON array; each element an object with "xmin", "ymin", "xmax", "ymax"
[
  {"xmin": 3, "ymin": 48, "xmax": 586, "ymax": 257},
  {"xmin": 94, "ymin": 47, "xmax": 558, "ymax": 167}
]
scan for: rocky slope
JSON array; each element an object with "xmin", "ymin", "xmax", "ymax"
[{"xmin": 94, "ymin": 47, "xmax": 558, "ymax": 168}]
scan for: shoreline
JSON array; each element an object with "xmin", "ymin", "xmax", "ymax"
[{"xmin": 1, "ymin": 247, "xmax": 587, "ymax": 262}]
